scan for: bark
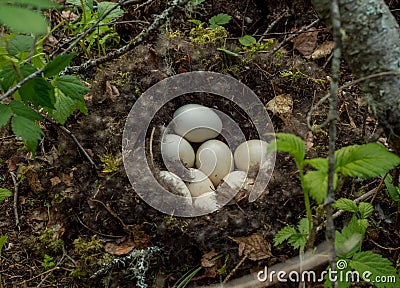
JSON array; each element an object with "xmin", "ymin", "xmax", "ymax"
[{"xmin": 311, "ymin": 0, "xmax": 400, "ymax": 151}]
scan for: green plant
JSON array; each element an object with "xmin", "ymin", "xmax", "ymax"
[
  {"xmin": 0, "ymin": 188, "xmax": 12, "ymax": 255},
  {"xmin": 65, "ymin": 0, "xmax": 124, "ymax": 57},
  {"xmin": 271, "ymin": 133, "xmax": 400, "ymax": 286},
  {"xmin": 188, "ymin": 13, "xmax": 231, "ymax": 44},
  {"xmin": 42, "ymin": 254, "xmax": 55, "ymax": 270},
  {"xmin": 0, "ymin": 7, "xmax": 90, "ymax": 156}
]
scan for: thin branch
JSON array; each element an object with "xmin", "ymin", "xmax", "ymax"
[
  {"xmin": 10, "ymin": 172, "xmax": 19, "ymax": 229},
  {"xmin": 325, "ymin": 0, "xmax": 341, "ymax": 286},
  {"xmin": 270, "ymin": 19, "xmax": 320, "ymax": 54},
  {"xmin": 65, "ymin": 0, "xmax": 191, "ymax": 74}
]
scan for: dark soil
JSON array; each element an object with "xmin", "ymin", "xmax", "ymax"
[{"xmin": 1, "ymin": 1, "xmax": 399, "ymax": 287}]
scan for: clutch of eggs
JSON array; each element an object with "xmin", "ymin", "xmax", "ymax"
[{"xmin": 159, "ymin": 104, "xmax": 269, "ymax": 209}]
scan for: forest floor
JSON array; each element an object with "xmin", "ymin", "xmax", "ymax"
[{"xmin": 1, "ymin": 0, "xmax": 400, "ymax": 287}]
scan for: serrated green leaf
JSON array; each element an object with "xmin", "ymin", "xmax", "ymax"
[
  {"xmin": 9, "ymin": 100, "xmax": 42, "ymax": 121},
  {"xmin": 8, "ymin": 35, "xmax": 35, "ymax": 56},
  {"xmin": 54, "ymin": 75, "xmax": 89, "ymax": 100},
  {"xmin": 0, "ymin": 4, "xmax": 49, "ymax": 34},
  {"xmin": 335, "ymin": 143, "xmax": 400, "ymax": 179},
  {"xmin": 336, "ymin": 216, "xmax": 364, "ymax": 258},
  {"xmin": 43, "ymin": 53, "xmax": 75, "ymax": 77},
  {"xmin": 217, "ymin": 48, "xmax": 239, "ymax": 57},
  {"xmin": 66, "ymin": 0, "xmax": 93, "ymax": 10},
  {"xmin": 239, "ymin": 35, "xmax": 256, "ymax": 46},
  {"xmin": 0, "ymin": 0, "xmax": 59, "ymax": 9},
  {"xmin": 384, "ymin": 174, "xmax": 400, "ymax": 201},
  {"xmin": 288, "ymin": 233, "xmax": 307, "ymax": 250},
  {"xmin": 324, "ymin": 261, "xmax": 351, "ymax": 288},
  {"xmin": 19, "ymin": 77, "xmax": 54, "ymax": 108},
  {"xmin": 305, "ymin": 157, "xmax": 328, "ymax": 170},
  {"xmin": 333, "ymin": 198, "xmax": 358, "ymax": 213},
  {"xmin": 350, "ymin": 251, "xmax": 400, "ymax": 288},
  {"xmin": 274, "ymin": 133, "xmax": 306, "ymax": 170},
  {"xmin": 0, "ymin": 65, "xmax": 18, "ymax": 91},
  {"xmin": 357, "ymin": 219, "xmax": 369, "ymax": 230},
  {"xmin": 358, "ymin": 202, "xmax": 373, "ymax": 219},
  {"xmin": 298, "ymin": 218, "xmax": 310, "ymax": 235},
  {"xmin": 0, "ymin": 103, "xmax": 12, "ymax": 127},
  {"xmin": 209, "ymin": 13, "xmax": 231, "ymax": 29},
  {"xmin": 0, "ymin": 188, "xmax": 12, "ymax": 202},
  {"xmin": 0, "ymin": 235, "xmax": 7, "ymax": 256},
  {"xmin": 11, "ymin": 114, "xmax": 43, "ymax": 156},
  {"xmin": 303, "ymin": 169, "xmax": 337, "ymax": 204},
  {"xmin": 273, "ymin": 225, "xmax": 297, "ymax": 246},
  {"xmin": 20, "ymin": 64, "xmax": 38, "ymax": 78},
  {"xmin": 98, "ymin": 1, "xmax": 124, "ymax": 20},
  {"xmin": 45, "ymin": 88, "xmax": 87, "ymax": 124}
]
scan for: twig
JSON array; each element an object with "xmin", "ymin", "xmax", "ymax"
[
  {"xmin": 307, "ymin": 71, "xmax": 400, "ymax": 131},
  {"xmin": 89, "ymin": 198, "xmax": 128, "ymax": 231},
  {"xmin": 258, "ymin": 12, "xmax": 288, "ymax": 42},
  {"xmin": 74, "ymin": 212, "xmax": 124, "ymax": 238},
  {"xmin": 223, "ymin": 254, "xmax": 249, "ymax": 283},
  {"xmin": 270, "ymin": 19, "xmax": 320, "ymax": 54},
  {"xmin": 10, "ymin": 172, "xmax": 19, "ymax": 229},
  {"xmin": 325, "ymin": 1, "xmax": 341, "ymax": 286},
  {"xmin": 369, "ymin": 172, "xmax": 388, "ymax": 204},
  {"xmin": 65, "ymin": 0, "xmax": 190, "ymax": 74}
]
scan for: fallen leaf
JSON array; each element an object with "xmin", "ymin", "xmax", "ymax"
[
  {"xmin": 265, "ymin": 93, "xmax": 293, "ymax": 122},
  {"xmin": 292, "ymin": 27, "xmax": 318, "ymax": 57},
  {"xmin": 311, "ymin": 41, "xmax": 334, "ymax": 60},
  {"xmin": 201, "ymin": 250, "xmax": 219, "ymax": 268},
  {"xmin": 229, "ymin": 234, "xmax": 272, "ymax": 261},
  {"xmin": 105, "ymin": 240, "xmax": 135, "ymax": 256},
  {"xmin": 305, "ymin": 131, "xmax": 314, "ymax": 151},
  {"xmin": 50, "ymin": 176, "xmax": 61, "ymax": 186}
]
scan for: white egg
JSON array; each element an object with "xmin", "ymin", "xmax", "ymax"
[
  {"xmin": 158, "ymin": 171, "xmax": 192, "ymax": 202},
  {"xmin": 173, "ymin": 104, "xmax": 222, "ymax": 142},
  {"xmin": 161, "ymin": 134, "xmax": 195, "ymax": 168},
  {"xmin": 195, "ymin": 140, "xmax": 234, "ymax": 186},
  {"xmin": 186, "ymin": 168, "xmax": 215, "ymax": 197},
  {"xmin": 221, "ymin": 170, "xmax": 254, "ymax": 191},
  {"xmin": 192, "ymin": 191, "xmax": 219, "ymax": 211},
  {"xmin": 234, "ymin": 140, "xmax": 269, "ymax": 172}
]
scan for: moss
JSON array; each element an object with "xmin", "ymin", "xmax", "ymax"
[
  {"xmin": 24, "ymin": 228, "xmax": 64, "ymax": 257},
  {"xmin": 189, "ymin": 25, "xmax": 227, "ymax": 44},
  {"xmin": 99, "ymin": 153, "xmax": 121, "ymax": 173}
]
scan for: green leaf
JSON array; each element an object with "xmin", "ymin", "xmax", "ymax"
[
  {"xmin": 358, "ymin": 202, "xmax": 373, "ymax": 219},
  {"xmin": 335, "ymin": 216, "xmax": 364, "ymax": 258},
  {"xmin": 0, "ymin": 0, "xmax": 59, "ymax": 9},
  {"xmin": 188, "ymin": 19, "xmax": 203, "ymax": 26},
  {"xmin": 11, "ymin": 114, "xmax": 43, "ymax": 156},
  {"xmin": 98, "ymin": 1, "xmax": 124, "ymax": 20},
  {"xmin": 239, "ymin": 35, "xmax": 256, "ymax": 46},
  {"xmin": 303, "ymin": 169, "xmax": 337, "ymax": 204},
  {"xmin": 298, "ymin": 218, "xmax": 310, "ymax": 235},
  {"xmin": 43, "ymin": 53, "xmax": 75, "ymax": 77},
  {"xmin": 0, "ymin": 4, "xmax": 49, "ymax": 34},
  {"xmin": 0, "ymin": 103, "xmax": 12, "ymax": 128},
  {"xmin": 335, "ymin": 143, "xmax": 400, "ymax": 179},
  {"xmin": 0, "ymin": 235, "xmax": 7, "ymax": 256},
  {"xmin": 8, "ymin": 35, "xmax": 35, "ymax": 56},
  {"xmin": 217, "ymin": 48, "xmax": 239, "ymax": 57},
  {"xmin": 209, "ymin": 13, "xmax": 231, "ymax": 29},
  {"xmin": 66, "ymin": 0, "xmax": 93, "ymax": 10},
  {"xmin": 20, "ymin": 64, "xmax": 38, "ymax": 78},
  {"xmin": 287, "ymin": 233, "xmax": 307, "ymax": 250},
  {"xmin": 0, "ymin": 188, "xmax": 12, "ymax": 202},
  {"xmin": 45, "ymin": 88, "xmax": 87, "ymax": 125},
  {"xmin": 305, "ymin": 157, "xmax": 328, "ymax": 170},
  {"xmin": 350, "ymin": 251, "xmax": 400, "ymax": 288},
  {"xmin": 273, "ymin": 225, "xmax": 297, "ymax": 246},
  {"xmin": 0, "ymin": 65, "xmax": 18, "ymax": 91},
  {"xmin": 9, "ymin": 100, "xmax": 42, "ymax": 121},
  {"xmin": 384, "ymin": 174, "xmax": 400, "ymax": 201},
  {"xmin": 54, "ymin": 75, "xmax": 89, "ymax": 100},
  {"xmin": 273, "ymin": 133, "xmax": 306, "ymax": 170},
  {"xmin": 333, "ymin": 198, "xmax": 358, "ymax": 213},
  {"xmin": 19, "ymin": 77, "xmax": 54, "ymax": 108}
]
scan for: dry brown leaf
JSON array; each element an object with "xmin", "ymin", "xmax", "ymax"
[
  {"xmin": 305, "ymin": 131, "xmax": 314, "ymax": 151},
  {"xmin": 265, "ymin": 93, "xmax": 293, "ymax": 122},
  {"xmin": 311, "ymin": 41, "xmax": 334, "ymax": 60},
  {"xmin": 105, "ymin": 240, "xmax": 135, "ymax": 256},
  {"xmin": 229, "ymin": 234, "xmax": 272, "ymax": 261},
  {"xmin": 201, "ymin": 250, "xmax": 219, "ymax": 268},
  {"xmin": 50, "ymin": 176, "xmax": 61, "ymax": 186},
  {"xmin": 292, "ymin": 27, "xmax": 318, "ymax": 57},
  {"xmin": 60, "ymin": 172, "xmax": 74, "ymax": 187}
]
